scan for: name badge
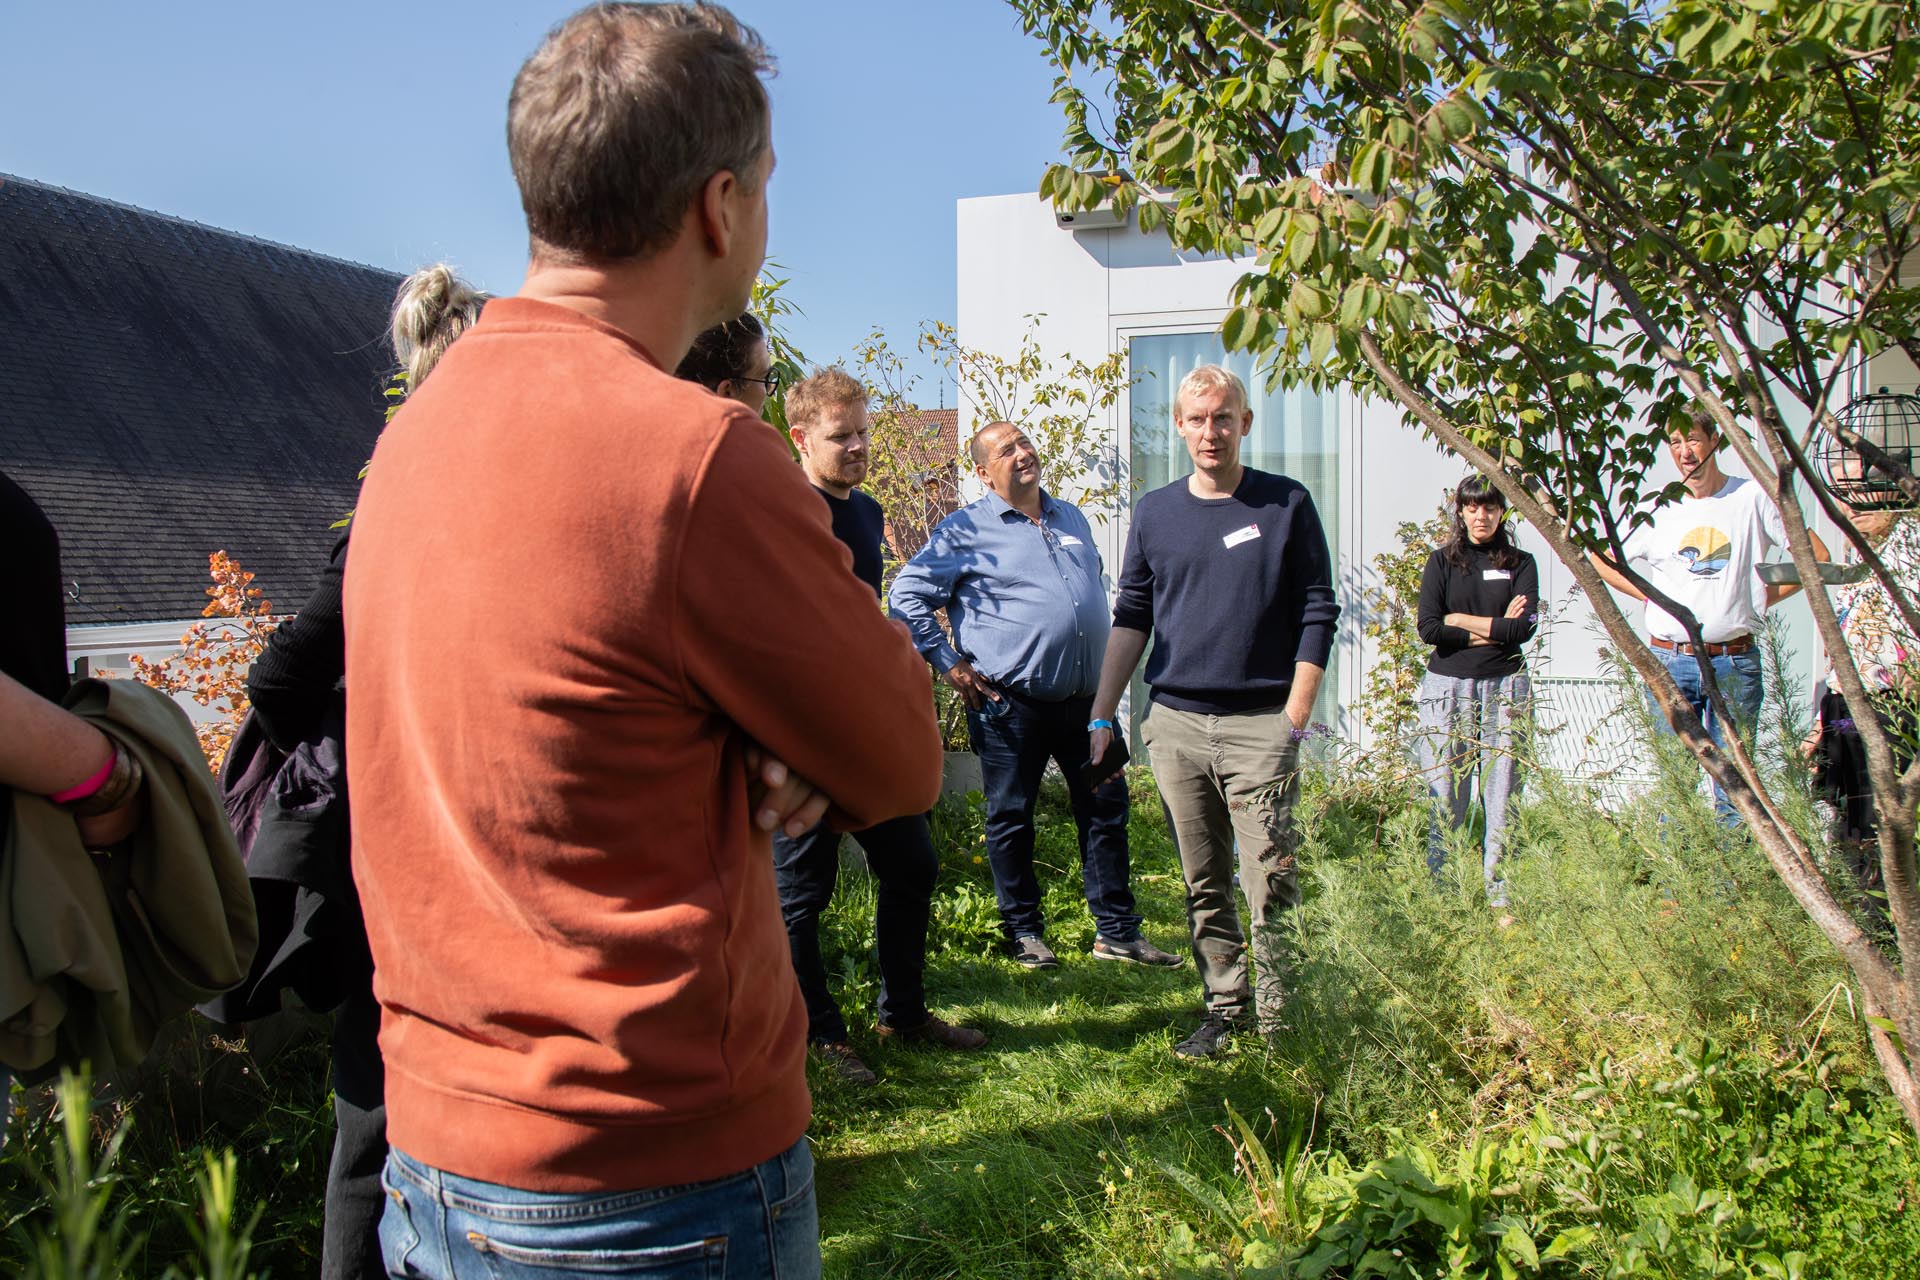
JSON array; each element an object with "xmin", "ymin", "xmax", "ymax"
[
  {"xmin": 1483, "ymin": 568, "xmax": 1512, "ymax": 581},
  {"xmin": 1223, "ymin": 524, "xmax": 1262, "ymax": 550},
  {"xmin": 1057, "ymin": 535, "xmax": 1084, "ymax": 547}
]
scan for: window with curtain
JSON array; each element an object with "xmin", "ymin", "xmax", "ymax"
[{"xmin": 1123, "ymin": 333, "xmax": 1342, "ymax": 744}]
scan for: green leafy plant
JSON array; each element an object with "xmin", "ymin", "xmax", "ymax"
[
  {"xmin": 1356, "ymin": 504, "xmax": 1453, "ymax": 777},
  {"xmin": 750, "ymin": 264, "xmax": 809, "ymax": 435},
  {"xmin": 1166, "ymin": 1043, "xmax": 1917, "ymax": 1279}
]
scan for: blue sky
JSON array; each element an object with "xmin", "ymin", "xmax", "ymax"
[{"xmin": 0, "ymin": 1, "xmax": 1071, "ymax": 399}]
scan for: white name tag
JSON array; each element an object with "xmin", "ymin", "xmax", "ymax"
[
  {"xmin": 1483, "ymin": 568, "xmax": 1512, "ymax": 581},
  {"xmin": 1057, "ymin": 535, "xmax": 1084, "ymax": 547},
  {"xmin": 1222, "ymin": 524, "xmax": 1262, "ymax": 550}
]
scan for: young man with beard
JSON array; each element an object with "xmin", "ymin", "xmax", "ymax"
[{"xmin": 772, "ymin": 368, "xmax": 987, "ymax": 1085}]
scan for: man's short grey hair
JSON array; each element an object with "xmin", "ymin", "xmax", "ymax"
[
  {"xmin": 508, "ymin": 2, "xmax": 775, "ymax": 263},
  {"xmin": 1174, "ymin": 364, "xmax": 1249, "ymax": 418}
]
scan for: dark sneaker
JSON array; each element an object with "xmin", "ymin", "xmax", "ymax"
[
  {"xmin": 879, "ymin": 1014, "xmax": 988, "ymax": 1051},
  {"xmin": 1092, "ymin": 935, "xmax": 1184, "ymax": 968},
  {"xmin": 812, "ymin": 1041, "xmax": 877, "ymax": 1085},
  {"xmin": 1009, "ymin": 936, "xmax": 1060, "ymax": 970},
  {"xmin": 1173, "ymin": 1014, "xmax": 1240, "ymax": 1060}
]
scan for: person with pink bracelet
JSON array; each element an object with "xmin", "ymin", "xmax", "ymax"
[{"xmin": 1, "ymin": 469, "xmax": 147, "ymax": 1136}]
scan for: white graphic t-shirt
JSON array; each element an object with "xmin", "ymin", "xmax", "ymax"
[{"xmin": 1622, "ymin": 475, "xmax": 1788, "ymax": 643}]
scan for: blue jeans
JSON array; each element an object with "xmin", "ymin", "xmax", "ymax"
[
  {"xmin": 1416, "ymin": 671, "xmax": 1532, "ymax": 906},
  {"xmin": 378, "ymin": 1140, "xmax": 819, "ymax": 1279},
  {"xmin": 1647, "ymin": 646, "xmax": 1764, "ymax": 824},
  {"xmin": 966, "ymin": 690, "xmax": 1142, "ymax": 943},
  {"xmin": 773, "ymin": 813, "xmax": 937, "ymax": 1042}
]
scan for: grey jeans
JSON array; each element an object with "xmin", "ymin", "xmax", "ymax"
[
  {"xmin": 1415, "ymin": 669, "xmax": 1532, "ymax": 906},
  {"xmin": 1142, "ymin": 702, "xmax": 1303, "ymax": 1030}
]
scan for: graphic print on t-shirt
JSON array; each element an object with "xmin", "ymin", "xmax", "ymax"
[{"xmin": 1676, "ymin": 526, "xmax": 1732, "ymax": 577}]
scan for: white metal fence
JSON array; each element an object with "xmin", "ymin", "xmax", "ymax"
[{"xmin": 1530, "ymin": 675, "xmax": 1656, "ymax": 805}]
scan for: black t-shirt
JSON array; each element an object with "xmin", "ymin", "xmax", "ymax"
[
  {"xmin": 1, "ymin": 469, "xmax": 69, "ymax": 703},
  {"xmin": 1415, "ymin": 542, "xmax": 1540, "ymax": 678},
  {"xmin": 818, "ymin": 487, "xmax": 887, "ymax": 598}
]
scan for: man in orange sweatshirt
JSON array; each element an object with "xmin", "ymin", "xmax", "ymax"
[{"xmin": 342, "ymin": 7, "xmax": 941, "ymax": 1277}]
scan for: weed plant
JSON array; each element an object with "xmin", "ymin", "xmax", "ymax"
[{"xmin": 2, "ymin": 1020, "xmax": 334, "ymax": 1277}]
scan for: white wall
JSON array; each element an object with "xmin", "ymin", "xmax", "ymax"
[
  {"xmin": 66, "ymin": 618, "xmax": 238, "ymax": 729},
  {"xmin": 956, "ymin": 191, "xmax": 1834, "ymax": 749}
]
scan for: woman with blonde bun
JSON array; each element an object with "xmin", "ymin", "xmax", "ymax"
[{"xmin": 240, "ymin": 263, "xmax": 483, "ymax": 1280}]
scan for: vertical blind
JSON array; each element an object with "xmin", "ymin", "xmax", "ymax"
[{"xmin": 1124, "ymin": 333, "xmax": 1344, "ymax": 740}]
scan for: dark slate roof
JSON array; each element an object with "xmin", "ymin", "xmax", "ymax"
[{"xmin": 0, "ymin": 174, "xmax": 403, "ymax": 624}]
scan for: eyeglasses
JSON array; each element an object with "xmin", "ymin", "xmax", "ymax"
[{"xmin": 735, "ymin": 374, "xmax": 781, "ymax": 394}]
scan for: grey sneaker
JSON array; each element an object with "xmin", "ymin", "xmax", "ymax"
[
  {"xmin": 1009, "ymin": 935, "xmax": 1060, "ymax": 970},
  {"xmin": 1173, "ymin": 1014, "xmax": 1240, "ymax": 1060},
  {"xmin": 812, "ymin": 1041, "xmax": 877, "ymax": 1085},
  {"xmin": 1092, "ymin": 935, "xmax": 1184, "ymax": 968}
]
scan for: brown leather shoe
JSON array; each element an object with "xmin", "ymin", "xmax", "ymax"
[
  {"xmin": 878, "ymin": 1014, "xmax": 988, "ymax": 1050},
  {"xmin": 812, "ymin": 1040, "xmax": 877, "ymax": 1085}
]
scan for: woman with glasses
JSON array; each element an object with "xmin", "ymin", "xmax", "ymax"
[{"xmin": 674, "ymin": 312, "xmax": 777, "ymax": 415}]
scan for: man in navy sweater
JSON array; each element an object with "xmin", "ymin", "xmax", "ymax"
[{"xmin": 1088, "ymin": 365, "xmax": 1339, "ymax": 1058}]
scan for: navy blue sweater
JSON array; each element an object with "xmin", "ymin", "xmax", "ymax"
[
  {"xmin": 820, "ymin": 486, "xmax": 886, "ymax": 598},
  {"xmin": 1113, "ymin": 469, "xmax": 1339, "ymax": 714}
]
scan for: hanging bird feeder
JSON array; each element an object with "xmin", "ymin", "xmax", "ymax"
[{"xmin": 1816, "ymin": 387, "xmax": 1920, "ymax": 511}]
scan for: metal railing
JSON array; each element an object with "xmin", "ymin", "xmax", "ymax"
[{"xmin": 1530, "ymin": 675, "xmax": 1656, "ymax": 805}]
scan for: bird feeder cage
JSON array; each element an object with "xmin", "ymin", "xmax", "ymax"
[{"xmin": 1816, "ymin": 387, "xmax": 1920, "ymax": 511}]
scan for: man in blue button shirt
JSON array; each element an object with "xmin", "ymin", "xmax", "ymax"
[{"xmin": 890, "ymin": 422, "xmax": 1181, "ymax": 971}]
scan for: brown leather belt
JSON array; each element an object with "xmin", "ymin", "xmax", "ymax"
[{"xmin": 1650, "ymin": 634, "xmax": 1753, "ymax": 657}]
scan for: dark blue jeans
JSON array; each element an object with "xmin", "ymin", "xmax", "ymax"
[
  {"xmin": 773, "ymin": 814, "xmax": 937, "ymax": 1042},
  {"xmin": 1647, "ymin": 645, "xmax": 1765, "ymax": 824},
  {"xmin": 966, "ymin": 690, "xmax": 1142, "ymax": 944}
]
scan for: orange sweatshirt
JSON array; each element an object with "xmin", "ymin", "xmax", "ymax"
[{"xmin": 342, "ymin": 298, "xmax": 941, "ymax": 1191}]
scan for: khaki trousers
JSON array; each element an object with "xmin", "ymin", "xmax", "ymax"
[{"xmin": 1142, "ymin": 702, "xmax": 1304, "ymax": 1029}]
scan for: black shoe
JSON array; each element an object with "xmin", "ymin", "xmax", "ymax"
[
  {"xmin": 1173, "ymin": 1013, "xmax": 1240, "ymax": 1060},
  {"xmin": 1009, "ymin": 935, "xmax": 1060, "ymax": 970},
  {"xmin": 1092, "ymin": 935, "xmax": 1184, "ymax": 968}
]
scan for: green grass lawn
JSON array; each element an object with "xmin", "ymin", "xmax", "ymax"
[{"xmin": 806, "ymin": 790, "xmax": 1261, "ymax": 1278}]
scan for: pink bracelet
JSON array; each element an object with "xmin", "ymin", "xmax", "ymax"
[{"xmin": 49, "ymin": 749, "xmax": 117, "ymax": 805}]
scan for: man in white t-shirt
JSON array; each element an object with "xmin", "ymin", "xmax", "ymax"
[{"xmin": 1591, "ymin": 421, "xmax": 1828, "ymax": 821}]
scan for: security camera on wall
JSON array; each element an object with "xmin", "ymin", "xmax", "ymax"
[{"xmin": 1053, "ymin": 201, "xmax": 1129, "ymax": 231}]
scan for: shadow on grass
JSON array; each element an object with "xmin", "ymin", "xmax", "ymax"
[{"xmin": 812, "ymin": 1069, "xmax": 1313, "ymax": 1280}]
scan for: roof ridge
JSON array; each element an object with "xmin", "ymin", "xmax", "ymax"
[{"xmin": 0, "ymin": 171, "xmax": 403, "ymax": 280}]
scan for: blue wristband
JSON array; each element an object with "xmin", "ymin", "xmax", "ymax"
[{"xmin": 1088, "ymin": 719, "xmax": 1116, "ymax": 732}]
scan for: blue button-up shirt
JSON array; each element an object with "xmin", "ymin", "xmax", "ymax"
[{"xmin": 887, "ymin": 489, "xmax": 1110, "ymax": 700}]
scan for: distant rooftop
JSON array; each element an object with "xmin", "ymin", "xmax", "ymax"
[{"xmin": 0, "ymin": 174, "xmax": 401, "ymax": 624}]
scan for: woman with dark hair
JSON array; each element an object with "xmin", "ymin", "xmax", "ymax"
[
  {"xmin": 240, "ymin": 263, "xmax": 483, "ymax": 1280},
  {"xmin": 1414, "ymin": 473, "xmax": 1540, "ymax": 912},
  {"xmin": 673, "ymin": 311, "xmax": 776, "ymax": 416}
]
